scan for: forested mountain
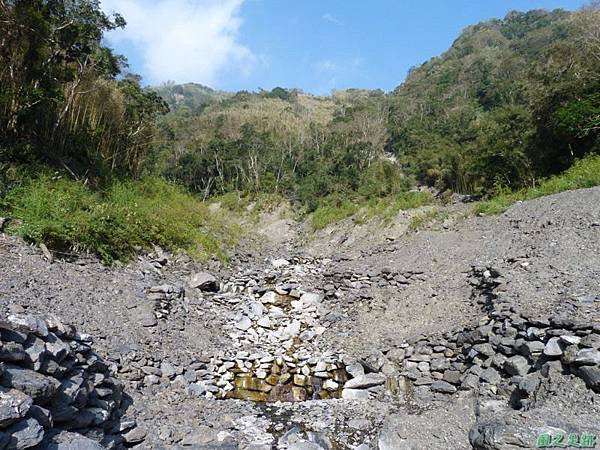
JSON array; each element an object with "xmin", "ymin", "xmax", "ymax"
[
  {"xmin": 154, "ymin": 88, "xmax": 395, "ymax": 208},
  {"xmin": 389, "ymin": 7, "xmax": 600, "ymax": 194},
  {"xmin": 157, "ymin": 7, "xmax": 599, "ymax": 207},
  {"xmin": 152, "ymin": 82, "xmax": 232, "ymax": 114}
]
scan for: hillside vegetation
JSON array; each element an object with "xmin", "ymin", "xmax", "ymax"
[
  {"xmin": 153, "ymin": 82, "xmax": 232, "ymax": 114},
  {"xmin": 389, "ymin": 7, "xmax": 600, "ymax": 194},
  {"xmin": 157, "ymin": 6, "xmax": 599, "ymax": 214},
  {"xmin": 1, "ymin": 1, "xmax": 599, "ymax": 262},
  {"xmin": 0, "ymin": 1, "xmax": 233, "ymax": 262}
]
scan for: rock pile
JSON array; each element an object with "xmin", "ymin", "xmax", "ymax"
[
  {"xmin": 0, "ymin": 314, "xmax": 139, "ymax": 449},
  {"xmin": 186, "ymin": 282, "xmax": 352, "ymax": 402},
  {"xmin": 322, "ymin": 266, "xmax": 426, "ymax": 295},
  {"xmin": 146, "ymin": 284, "xmax": 184, "ymax": 320},
  {"xmin": 126, "ymin": 259, "xmax": 402, "ymax": 405},
  {"xmin": 386, "ymin": 267, "xmax": 600, "ymax": 405}
]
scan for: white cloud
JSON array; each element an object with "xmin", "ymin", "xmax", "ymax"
[
  {"xmin": 322, "ymin": 13, "xmax": 340, "ymax": 25},
  {"xmin": 101, "ymin": 0, "xmax": 254, "ymax": 86}
]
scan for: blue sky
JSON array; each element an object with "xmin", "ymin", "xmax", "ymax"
[{"xmin": 101, "ymin": 0, "xmax": 587, "ymax": 94}]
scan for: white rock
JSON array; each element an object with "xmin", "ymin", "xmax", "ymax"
[
  {"xmin": 260, "ymin": 292, "xmax": 278, "ymax": 304},
  {"xmin": 235, "ymin": 316, "xmax": 252, "ymax": 331},
  {"xmin": 323, "ymin": 379, "xmax": 339, "ymax": 391},
  {"xmin": 257, "ymin": 317, "xmax": 272, "ymax": 329},
  {"xmin": 299, "ymin": 330, "xmax": 315, "ymax": 341},
  {"xmin": 281, "ymin": 321, "xmax": 301, "ymax": 340},
  {"xmin": 271, "ymin": 258, "xmax": 290, "ymax": 268},
  {"xmin": 300, "ymin": 293, "xmax": 323, "ymax": 305},
  {"xmin": 314, "ymin": 361, "xmax": 327, "ymax": 372},
  {"xmin": 560, "ymin": 335, "xmax": 581, "ymax": 345},
  {"xmin": 346, "ymin": 363, "xmax": 365, "ymax": 378},
  {"xmin": 344, "ymin": 374, "xmax": 386, "ymax": 389},
  {"xmin": 342, "ymin": 389, "xmax": 370, "ymax": 400},
  {"xmin": 249, "ymin": 302, "xmax": 264, "ymax": 317}
]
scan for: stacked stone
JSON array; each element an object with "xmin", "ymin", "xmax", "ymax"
[
  {"xmin": 321, "ymin": 267, "xmax": 426, "ymax": 299},
  {"xmin": 179, "ymin": 261, "xmax": 400, "ymax": 404},
  {"xmin": 385, "ymin": 267, "xmax": 600, "ymax": 405},
  {"xmin": 218, "ymin": 352, "xmax": 347, "ymax": 402},
  {"xmin": 146, "ymin": 284, "xmax": 184, "ymax": 320},
  {"xmin": 0, "ymin": 314, "xmax": 140, "ymax": 449},
  {"xmin": 220, "ymin": 286, "xmax": 328, "ymax": 356},
  {"xmin": 340, "ymin": 360, "xmax": 388, "ymax": 400}
]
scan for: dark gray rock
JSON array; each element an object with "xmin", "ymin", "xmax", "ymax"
[
  {"xmin": 413, "ymin": 376, "xmax": 433, "ymax": 386},
  {"xmin": 0, "ymin": 342, "xmax": 27, "ymax": 363},
  {"xmin": 479, "ymin": 368, "xmax": 501, "ymax": 385},
  {"xmin": 443, "ymin": 370, "xmax": 462, "ymax": 385},
  {"xmin": 189, "ymin": 272, "xmax": 218, "ymax": 292},
  {"xmin": 28, "ymin": 405, "xmax": 53, "ymax": 428},
  {"xmin": 0, "ymin": 431, "xmax": 9, "ymax": 449},
  {"xmin": 518, "ymin": 341, "xmax": 545, "ymax": 356},
  {"xmin": 0, "ymin": 329, "xmax": 27, "ymax": 345},
  {"xmin": 578, "ymin": 366, "xmax": 600, "ymax": 390},
  {"xmin": 122, "ymin": 426, "xmax": 147, "ymax": 444},
  {"xmin": 504, "ymin": 356, "xmax": 530, "ymax": 377},
  {"xmin": 49, "ymin": 405, "xmax": 78, "ymax": 424},
  {"xmin": 430, "ymin": 358, "xmax": 450, "ymax": 372},
  {"xmin": 431, "ymin": 380, "xmax": 457, "ymax": 394},
  {"xmin": 0, "ymin": 364, "xmax": 60, "ymax": 404},
  {"xmin": 362, "ymin": 350, "xmax": 386, "ymax": 372},
  {"xmin": 472, "ymin": 343, "xmax": 495, "ymax": 357},
  {"xmin": 39, "ymin": 431, "xmax": 104, "ymax": 450},
  {"xmin": 580, "ymin": 334, "xmax": 600, "ymax": 349},
  {"xmin": 573, "ymin": 349, "xmax": 600, "ymax": 366},
  {"xmin": 457, "ymin": 330, "xmax": 486, "ymax": 346},
  {"xmin": 5, "ymin": 417, "xmax": 44, "ymax": 449},
  {"xmin": 134, "ymin": 307, "xmax": 157, "ymax": 328},
  {"xmin": 518, "ymin": 374, "xmax": 540, "ymax": 396},
  {"xmin": 23, "ymin": 336, "xmax": 46, "ymax": 370},
  {"xmin": 5, "ymin": 315, "xmax": 48, "ymax": 338},
  {"xmin": 0, "ymin": 388, "xmax": 32, "ymax": 428},
  {"xmin": 469, "ymin": 420, "xmax": 528, "ymax": 449},
  {"xmin": 461, "ymin": 373, "xmax": 480, "ymax": 390},
  {"xmin": 44, "ymin": 334, "xmax": 71, "ymax": 363}
]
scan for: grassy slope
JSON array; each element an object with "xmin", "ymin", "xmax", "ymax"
[
  {"xmin": 474, "ymin": 154, "xmax": 600, "ymax": 215},
  {"xmin": 1, "ymin": 175, "xmax": 237, "ymax": 264},
  {"xmin": 311, "ymin": 191, "xmax": 434, "ymax": 230}
]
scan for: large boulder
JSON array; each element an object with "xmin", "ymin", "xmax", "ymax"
[
  {"xmin": 189, "ymin": 272, "xmax": 219, "ymax": 292},
  {"xmin": 469, "ymin": 420, "xmax": 529, "ymax": 449},
  {"xmin": 0, "ymin": 364, "xmax": 60, "ymax": 404}
]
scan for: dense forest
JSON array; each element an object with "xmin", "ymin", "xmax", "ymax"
[{"xmin": 0, "ymin": 1, "xmax": 599, "ymax": 262}]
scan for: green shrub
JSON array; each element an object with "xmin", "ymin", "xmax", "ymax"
[
  {"xmin": 311, "ymin": 200, "xmax": 358, "ymax": 230},
  {"xmin": 474, "ymin": 154, "xmax": 600, "ymax": 215},
  {"xmin": 311, "ymin": 191, "xmax": 434, "ymax": 230},
  {"xmin": 2, "ymin": 175, "xmax": 236, "ymax": 264},
  {"xmin": 362, "ymin": 191, "xmax": 434, "ymax": 222},
  {"xmin": 408, "ymin": 209, "xmax": 449, "ymax": 231}
]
